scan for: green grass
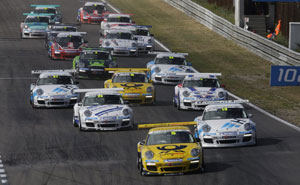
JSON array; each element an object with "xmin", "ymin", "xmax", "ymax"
[
  {"xmin": 108, "ymin": 0, "xmax": 300, "ymax": 126},
  {"xmin": 273, "ymin": 33, "xmax": 289, "ymax": 47}
]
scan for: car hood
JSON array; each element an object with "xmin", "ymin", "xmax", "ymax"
[
  {"xmin": 112, "ymin": 83, "xmax": 151, "ymax": 93},
  {"xmin": 199, "ymin": 119, "xmax": 251, "ymax": 133},
  {"xmin": 81, "ymin": 104, "xmax": 128, "ymax": 118},
  {"xmin": 181, "ymin": 87, "xmax": 223, "ymax": 98},
  {"xmin": 104, "ymin": 39, "xmax": 135, "ymax": 47},
  {"xmin": 151, "ymin": 64, "xmax": 196, "ymax": 75},
  {"xmin": 34, "ymin": 85, "xmax": 78, "ymax": 96}
]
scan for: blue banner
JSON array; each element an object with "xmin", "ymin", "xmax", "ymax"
[
  {"xmin": 270, "ymin": 66, "xmax": 300, "ymax": 86},
  {"xmin": 253, "ymin": 0, "xmax": 300, "ymax": 2}
]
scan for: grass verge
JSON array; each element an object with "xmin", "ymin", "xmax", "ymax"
[{"xmin": 108, "ymin": 0, "xmax": 300, "ymax": 126}]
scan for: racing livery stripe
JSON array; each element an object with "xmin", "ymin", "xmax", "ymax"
[
  {"xmin": 188, "ymin": 87, "xmax": 197, "ymax": 92},
  {"xmin": 95, "ymin": 107, "xmax": 123, "ymax": 116}
]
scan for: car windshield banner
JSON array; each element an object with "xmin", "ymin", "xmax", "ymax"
[{"xmin": 270, "ymin": 65, "xmax": 300, "ymax": 86}]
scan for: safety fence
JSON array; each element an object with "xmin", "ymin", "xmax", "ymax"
[{"xmin": 164, "ymin": 0, "xmax": 300, "ymax": 66}]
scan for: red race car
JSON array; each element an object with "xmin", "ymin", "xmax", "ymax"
[
  {"xmin": 48, "ymin": 32, "xmax": 88, "ymax": 60},
  {"xmin": 77, "ymin": 2, "xmax": 108, "ymax": 24}
]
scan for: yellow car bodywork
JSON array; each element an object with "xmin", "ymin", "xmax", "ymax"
[
  {"xmin": 137, "ymin": 126, "xmax": 204, "ymax": 175},
  {"xmin": 104, "ymin": 68, "xmax": 155, "ymax": 104}
]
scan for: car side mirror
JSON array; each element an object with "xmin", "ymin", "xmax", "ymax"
[
  {"xmin": 221, "ymin": 84, "xmax": 226, "ymax": 88},
  {"xmin": 186, "ymin": 62, "xmax": 192, "ymax": 66},
  {"xmin": 78, "ymin": 103, "xmax": 82, "ymax": 106},
  {"xmin": 134, "ymin": 37, "xmax": 138, "ymax": 41},
  {"xmin": 138, "ymin": 140, "xmax": 145, "ymax": 146},
  {"xmin": 248, "ymin": 113, "xmax": 253, "ymax": 118}
]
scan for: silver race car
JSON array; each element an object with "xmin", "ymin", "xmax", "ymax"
[
  {"xmin": 147, "ymin": 52, "xmax": 197, "ymax": 85},
  {"xmin": 30, "ymin": 4, "xmax": 62, "ymax": 24},
  {"xmin": 174, "ymin": 73, "xmax": 228, "ymax": 110},
  {"xmin": 194, "ymin": 101, "xmax": 257, "ymax": 147},
  {"xmin": 73, "ymin": 88, "xmax": 134, "ymax": 131},
  {"xmin": 30, "ymin": 70, "xmax": 79, "ymax": 108},
  {"xmin": 99, "ymin": 29, "xmax": 138, "ymax": 56}
]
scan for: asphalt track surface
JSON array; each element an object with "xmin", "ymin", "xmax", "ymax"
[{"xmin": 0, "ymin": 0, "xmax": 300, "ymax": 185}]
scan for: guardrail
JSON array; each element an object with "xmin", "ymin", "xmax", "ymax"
[{"xmin": 164, "ymin": 0, "xmax": 300, "ymax": 66}]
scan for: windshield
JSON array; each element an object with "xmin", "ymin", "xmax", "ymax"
[
  {"xmin": 80, "ymin": 52, "xmax": 110, "ymax": 60},
  {"xmin": 106, "ymin": 32, "xmax": 132, "ymax": 40},
  {"xmin": 51, "ymin": 26, "xmax": 77, "ymax": 32},
  {"xmin": 33, "ymin": 8, "xmax": 57, "ymax": 14},
  {"xmin": 183, "ymin": 79, "xmax": 219, "ymax": 88},
  {"xmin": 134, "ymin": 29, "xmax": 149, "ymax": 36},
  {"xmin": 37, "ymin": 75, "xmax": 73, "ymax": 85},
  {"xmin": 83, "ymin": 5, "xmax": 105, "ymax": 14},
  {"xmin": 146, "ymin": 131, "xmax": 194, "ymax": 145},
  {"xmin": 203, "ymin": 108, "xmax": 248, "ymax": 120},
  {"xmin": 56, "ymin": 35, "xmax": 83, "ymax": 48},
  {"xmin": 83, "ymin": 95, "xmax": 123, "ymax": 106},
  {"xmin": 25, "ymin": 16, "xmax": 49, "ymax": 23},
  {"xmin": 155, "ymin": 56, "xmax": 185, "ymax": 65},
  {"xmin": 112, "ymin": 74, "xmax": 148, "ymax": 83},
  {"xmin": 107, "ymin": 17, "xmax": 130, "ymax": 23}
]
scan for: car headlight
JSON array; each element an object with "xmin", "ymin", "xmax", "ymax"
[
  {"xmin": 146, "ymin": 86, "xmax": 153, "ymax": 93},
  {"xmin": 202, "ymin": 124, "xmax": 211, "ymax": 133},
  {"xmin": 105, "ymin": 41, "xmax": 110, "ymax": 46},
  {"xmin": 48, "ymin": 25, "xmax": 52, "ymax": 29},
  {"xmin": 145, "ymin": 150, "xmax": 154, "ymax": 159},
  {"xmin": 244, "ymin": 123, "xmax": 251, "ymax": 131},
  {"xmin": 191, "ymin": 148, "xmax": 200, "ymax": 157},
  {"xmin": 36, "ymin": 89, "xmax": 44, "ymax": 96},
  {"xmin": 218, "ymin": 91, "xmax": 225, "ymax": 98},
  {"xmin": 153, "ymin": 67, "xmax": 160, "ymax": 73},
  {"xmin": 84, "ymin": 110, "xmax": 92, "ymax": 117},
  {"xmin": 122, "ymin": 108, "xmax": 130, "ymax": 116},
  {"xmin": 183, "ymin": 91, "xmax": 190, "ymax": 97},
  {"xmin": 131, "ymin": 42, "xmax": 137, "ymax": 47},
  {"xmin": 24, "ymin": 25, "xmax": 29, "ymax": 29}
]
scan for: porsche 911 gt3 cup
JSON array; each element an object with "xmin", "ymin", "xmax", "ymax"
[
  {"xmin": 73, "ymin": 88, "xmax": 134, "ymax": 131},
  {"xmin": 100, "ymin": 13, "xmax": 134, "ymax": 35},
  {"xmin": 45, "ymin": 24, "xmax": 78, "ymax": 49},
  {"xmin": 30, "ymin": 70, "xmax": 79, "ymax": 108},
  {"xmin": 20, "ymin": 13, "xmax": 53, "ymax": 38},
  {"xmin": 108, "ymin": 24, "xmax": 154, "ymax": 52},
  {"xmin": 174, "ymin": 73, "xmax": 228, "ymax": 110},
  {"xmin": 147, "ymin": 53, "xmax": 197, "ymax": 84},
  {"xmin": 99, "ymin": 29, "xmax": 138, "ymax": 56},
  {"xmin": 77, "ymin": 2, "xmax": 108, "ymax": 24},
  {"xmin": 194, "ymin": 101, "xmax": 257, "ymax": 147},
  {"xmin": 30, "ymin": 5, "xmax": 62, "ymax": 24}
]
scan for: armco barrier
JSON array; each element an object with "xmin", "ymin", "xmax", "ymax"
[{"xmin": 164, "ymin": 0, "xmax": 300, "ymax": 66}]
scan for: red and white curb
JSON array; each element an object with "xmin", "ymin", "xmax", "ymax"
[{"xmin": 0, "ymin": 155, "xmax": 8, "ymax": 184}]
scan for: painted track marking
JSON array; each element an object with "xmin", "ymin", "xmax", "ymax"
[{"xmin": 0, "ymin": 155, "xmax": 8, "ymax": 184}]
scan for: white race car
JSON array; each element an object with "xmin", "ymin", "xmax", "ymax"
[
  {"xmin": 30, "ymin": 70, "xmax": 79, "ymax": 108},
  {"xmin": 99, "ymin": 29, "xmax": 138, "ymax": 56},
  {"xmin": 73, "ymin": 88, "xmax": 134, "ymax": 131},
  {"xmin": 147, "ymin": 52, "xmax": 197, "ymax": 84},
  {"xmin": 174, "ymin": 73, "xmax": 228, "ymax": 110},
  {"xmin": 100, "ymin": 13, "xmax": 134, "ymax": 35},
  {"xmin": 194, "ymin": 101, "xmax": 257, "ymax": 147},
  {"xmin": 108, "ymin": 24, "xmax": 154, "ymax": 52}
]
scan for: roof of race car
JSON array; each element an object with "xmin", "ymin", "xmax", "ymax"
[
  {"xmin": 114, "ymin": 71, "xmax": 146, "ymax": 76},
  {"xmin": 35, "ymin": 7, "xmax": 57, "ymax": 10},
  {"xmin": 156, "ymin": 53, "xmax": 185, "ymax": 59},
  {"xmin": 184, "ymin": 74, "xmax": 219, "ymax": 80},
  {"xmin": 107, "ymin": 14, "xmax": 131, "ymax": 18},
  {"xmin": 85, "ymin": 91, "xmax": 121, "ymax": 97},
  {"xmin": 84, "ymin": 2, "xmax": 105, "ymax": 6},
  {"xmin": 39, "ymin": 71, "xmax": 72, "ymax": 78},
  {"xmin": 56, "ymin": 32, "xmax": 85, "ymax": 37},
  {"xmin": 82, "ymin": 49, "xmax": 110, "ymax": 54},
  {"xmin": 205, "ymin": 103, "xmax": 245, "ymax": 110},
  {"xmin": 148, "ymin": 126, "xmax": 191, "ymax": 134}
]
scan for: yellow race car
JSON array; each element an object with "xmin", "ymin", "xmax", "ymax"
[
  {"xmin": 104, "ymin": 68, "xmax": 155, "ymax": 104},
  {"xmin": 137, "ymin": 126, "xmax": 204, "ymax": 175}
]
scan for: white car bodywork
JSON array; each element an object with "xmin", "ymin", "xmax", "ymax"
[
  {"xmin": 20, "ymin": 15, "xmax": 51, "ymax": 38},
  {"xmin": 30, "ymin": 70, "xmax": 79, "ymax": 108},
  {"xmin": 73, "ymin": 89, "xmax": 134, "ymax": 131},
  {"xmin": 174, "ymin": 73, "xmax": 228, "ymax": 110},
  {"xmin": 100, "ymin": 14, "xmax": 134, "ymax": 35},
  {"xmin": 147, "ymin": 53, "xmax": 197, "ymax": 84},
  {"xmin": 194, "ymin": 102, "xmax": 256, "ymax": 147},
  {"xmin": 99, "ymin": 29, "xmax": 138, "ymax": 56}
]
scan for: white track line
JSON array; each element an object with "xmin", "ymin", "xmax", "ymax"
[
  {"xmin": 106, "ymin": 1, "xmax": 300, "ymax": 132},
  {"xmin": 0, "ymin": 155, "xmax": 8, "ymax": 184},
  {"xmin": 106, "ymin": 2, "xmax": 171, "ymax": 52}
]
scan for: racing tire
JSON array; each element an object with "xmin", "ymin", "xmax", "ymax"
[
  {"xmin": 139, "ymin": 158, "xmax": 145, "ymax": 176},
  {"xmin": 137, "ymin": 153, "xmax": 141, "ymax": 169},
  {"xmin": 73, "ymin": 118, "xmax": 78, "ymax": 128}
]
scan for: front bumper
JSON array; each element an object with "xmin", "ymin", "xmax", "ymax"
[
  {"xmin": 122, "ymin": 93, "xmax": 154, "ymax": 104},
  {"xmin": 109, "ymin": 47, "xmax": 138, "ymax": 56},
  {"xmin": 137, "ymin": 44, "xmax": 153, "ymax": 52},
  {"xmin": 52, "ymin": 50, "xmax": 81, "ymax": 60},
  {"xmin": 152, "ymin": 75, "xmax": 183, "ymax": 85},
  {"xmin": 75, "ymin": 68, "xmax": 106, "ymax": 79},
  {"xmin": 82, "ymin": 16, "xmax": 103, "ymax": 24},
  {"xmin": 22, "ymin": 30, "xmax": 47, "ymax": 38},
  {"xmin": 33, "ymin": 97, "xmax": 78, "ymax": 108},
  {"xmin": 179, "ymin": 98, "xmax": 226, "ymax": 110},
  {"xmin": 80, "ymin": 118, "xmax": 133, "ymax": 131},
  {"xmin": 200, "ymin": 132, "xmax": 256, "ymax": 148}
]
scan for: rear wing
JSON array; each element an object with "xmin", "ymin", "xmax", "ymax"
[
  {"xmin": 23, "ymin": 13, "xmax": 54, "ymax": 16},
  {"xmin": 138, "ymin": 121, "xmax": 196, "ymax": 129},
  {"xmin": 105, "ymin": 68, "xmax": 150, "ymax": 73},
  {"xmin": 148, "ymin": 51, "xmax": 189, "ymax": 56},
  {"xmin": 102, "ymin": 12, "xmax": 134, "ymax": 16},
  {"xmin": 31, "ymin": 69, "xmax": 75, "ymax": 75},
  {"xmin": 72, "ymin": 88, "xmax": 123, "ymax": 94},
  {"xmin": 182, "ymin": 73, "xmax": 222, "ymax": 78},
  {"xmin": 197, "ymin": 99, "xmax": 249, "ymax": 106},
  {"xmin": 30, "ymin": 5, "xmax": 61, "ymax": 8}
]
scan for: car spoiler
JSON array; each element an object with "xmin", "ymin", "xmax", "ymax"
[
  {"xmin": 82, "ymin": 47, "xmax": 112, "ymax": 52},
  {"xmin": 30, "ymin": 5, "xmax": 61, "ymax": 8},
  {"xmin": 138, "ymin": 121, "xmax": 197, "ymax": 129},
  {"xmin": 72, "ymin": 88, "xmax": 123, "ymax": 94},
  {"xmin": 57, "ymin": 32, "xmax": 87, "ymax": 36},
  {"xmin": 181, "ymin": 72, "xmax": 222, "ymax": 78},
  {"xmin": 31, "ymin": 69, "xmax": 76, "ymax": 75},
  {"xmin": 148, "ymin": 51, "xmax": 189, "ymax": 56},
  {"xmin": 23, "ymin": 13, "xmax": 54, "ymax": 16},
  {"xmin": 105, "ymin": 68, "xmax": 150, "ymax": 73},
  {"xmin": 195, "ymin": 99, "xmax": 249, "ymax": 106}
]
